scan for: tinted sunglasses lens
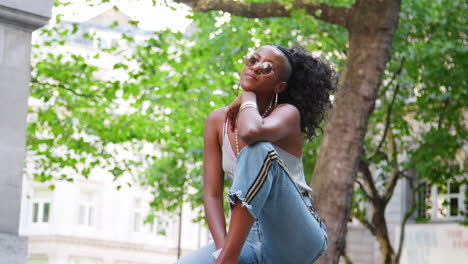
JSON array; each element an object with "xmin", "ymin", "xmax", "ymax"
[
  {"xmin": 260, "ymin": 62, "xmax": 273, "ymax": 75},
  {"xmin": 244, "ymin": 53, "xmax": 257, "ymax": 66}
]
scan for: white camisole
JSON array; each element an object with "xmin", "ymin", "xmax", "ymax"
[{"xmin": 221, "ymin": 120, "xmax": 312, "ymax": 193}]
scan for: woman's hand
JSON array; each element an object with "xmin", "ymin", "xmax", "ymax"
[
  {"xmin": 226, "ymin": 95, "xmax": 242, "ymax": 132},
  {"xmin": 226, "ymin": 92, "xmax": 257, "ymax": 132}
]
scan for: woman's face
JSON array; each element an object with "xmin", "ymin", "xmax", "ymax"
[{"xmin": 240, "ymin": 46, "xmax": 288, "ymax": 95}]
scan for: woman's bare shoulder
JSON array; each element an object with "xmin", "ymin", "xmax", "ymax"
[
  {"xmin": 204, "ymin": 107, "xmax": 228, "ymax": 147},
  {"xmin": 276, "ymin": 103, "xmax": 299, "ymax": 113},
  {"xmin": 205, "ymin": 107, "xmax": 228, "ymax": 128},
  {"xmin": 273, "ymin": 103, "xmax": 300, "ymax": 121}
]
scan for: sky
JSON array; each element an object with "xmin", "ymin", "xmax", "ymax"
[{"xmin": 53, "ymin": 0, "xmax": 192, "ymax": 32}]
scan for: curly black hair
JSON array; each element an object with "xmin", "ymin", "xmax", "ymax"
[{"xmin": 268, "ymin": 45, "xmax": 338, "ymax": 140}]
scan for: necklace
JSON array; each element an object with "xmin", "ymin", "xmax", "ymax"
[{"xmin": 235, "ymin": 101, "xmax": 274, "ymax": 156}]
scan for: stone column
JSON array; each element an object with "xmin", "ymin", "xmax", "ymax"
[{"xmin": 0, "ymin": 1, "xmax": 52, "ymax": 264}]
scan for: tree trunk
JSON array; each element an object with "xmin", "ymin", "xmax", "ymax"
[
  {"xmin": 311, "ymin": 1, "xmax": 401, "ymax": 263},
  {"xmin": 372, "ymin": 199, "xmax": 396, "ymax": 264}
]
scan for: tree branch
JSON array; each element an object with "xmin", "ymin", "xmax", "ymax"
[
  {"xmin": 370, "ymin": 62, "xmax": 403, "ymax": 161},
  {"xmin": 383, "ymin": 128, "xmax": 400, "ymax": 203},
  {"xmin": 342, "ymin": 253, "xmax": 354, "ymax": 264},
  {"xmin": 174, "ymin": 0, "xmax": 351, "ymax": 27},
  {"xmin": 295, "ymin": 1, "xmax": 350, "ymax": 27},
  {"xmin": 437, "ymin": 96, "xmax": 450, "ymax": 130},
  {"xmin": 356, "ymin": 178, "xmax": 372, "ymax": 200},
  {"xmin": 359, "ymin": 159, "xmax": 380, "ymax": 199},
  {"xmin": 57, "ymin": 84, "xmax": 97, "ymax": 98},
  {"xmin": 354, "ymin": 213, "xmax": 376, "ymax": 236},
  {"xmin": 395, "ymin": 178, "xmax": 425, "ymax": 262},
  {"xmin": 377, "ymin": 54, "xmax": 405, "ymax": 99},
  {"xmin": 372, "ymin": 67, "xmax": 404, "ymax": 202},
  {"xmin": 383, "ymin": 171, "xmax": 400, "ymax": 203},
  {"xmin": 32, "ymin": 78, "xmax": 100, "ymax": 99}
]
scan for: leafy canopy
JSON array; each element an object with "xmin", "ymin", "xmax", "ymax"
[{"xmin": 30, "ymin": 1, "xmax": 465, "ymax": 222}]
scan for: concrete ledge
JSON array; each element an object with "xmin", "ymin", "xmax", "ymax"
[
  {"xmin": 0, "ymin": 233, "xmax": 28, "ymax": 264},
  {"xmin": 0, "ymin": 4, "xmax": 51, "ymax": 31}
]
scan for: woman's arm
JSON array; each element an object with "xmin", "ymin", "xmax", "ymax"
[
  {"xmin": 203, "ymin": 108, "xmax": 227, "ymax": 249},
  {"xmin": 237, "ymin": 92, "xmax": 301, "ymax": 145}
]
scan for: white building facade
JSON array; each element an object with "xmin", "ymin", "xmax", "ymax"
[
  {"xmin": 19, "ymin": 9, "xmax": 210, "ymax": 264},
  {"xmin": 344, "ymin": 155, "xmax": 467, "ymax": 263},
  {"xmin": 20, "ymin": 174, "xmax": 210, "ymax": 264}
]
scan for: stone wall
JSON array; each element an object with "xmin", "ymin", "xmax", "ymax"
[{"xmin": 0, "ymin": 1, "xmax": 52, "ymax": 263}]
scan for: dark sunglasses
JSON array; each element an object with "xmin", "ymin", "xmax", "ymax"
[{"xmin": 244, "ymin": 53, "xmax": 276, "ymax": 76}]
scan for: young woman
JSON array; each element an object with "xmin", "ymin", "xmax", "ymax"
[{"xmin": 177, "ymin": 44, "xmax": 337, "ymax": 263}]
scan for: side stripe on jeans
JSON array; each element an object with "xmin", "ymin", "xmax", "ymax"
[
  {"xmin": 245, "ymin": 151, "xmax": 278, "ymax": 204},
  {"xmin": 243, "ymin": 149, "xmax": 322, "ymax": 223}
]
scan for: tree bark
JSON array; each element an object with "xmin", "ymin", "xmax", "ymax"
[
  {"xmin": 311, "ymin": 1, "xmax": 401, "ymax": 263},
  {"xmin": 176, "ymin": 0, "xmax": 350, "ymax": 26},
  {"xmin": 173, "ymin": 0, "xmax": 402, "ymax": 263},
  {"xmin": 371, "ymin": 198, "xmax": 396, "ymax": 264}
]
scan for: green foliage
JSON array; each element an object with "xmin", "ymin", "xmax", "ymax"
[
  {"xmin": 357, "ymin": 0, "xmax": 467, "ymax": 222},
  {"xmin": 29, "ymin": 1, "xmax": 348, "ymax": 220},
  {"xmin": 30, "ymin": 0, "xmax": 465, "ymax": 227}
]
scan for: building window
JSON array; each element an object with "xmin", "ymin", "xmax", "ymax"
[
  {"xmin": 433, "ymin": 180, "xmax": 467, "ymax": 219},
  {"xmin": 418, "ymin": 178, "xmax": 467, "ymax": 221},
  {"xmin": 132, "ymin": 199, "xmax": 170, "ymax": 235},
  {"xmin": 79, "ymin": 204, "xmax": 94, "ymax": 226},
  {"xmin": 133, "ymin": 199, "xmax": 143, "ymax": 232},
  {"xmin": 79, "ymin": 191, "xmax": 96, "ymax": 227},
  {"xmin": 31, "ymin": 189, "xmax": 52, "ymax": 224},
  {"xmin": 150, "ymin": 214, "xmax": 169, "ymax": 236}
]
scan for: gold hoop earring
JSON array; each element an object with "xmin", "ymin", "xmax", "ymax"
[{"xmin": 275, "ymin": 93, "xmax": 278, "ymax": 107}]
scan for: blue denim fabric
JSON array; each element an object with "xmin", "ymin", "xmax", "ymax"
[
  {"xmin": 176, "ymin": 142, "xmax": 327, "ymax": 264},
  {"xmin": 176, "ymin": 221, "xmax": 263, "ymax": 264}
]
